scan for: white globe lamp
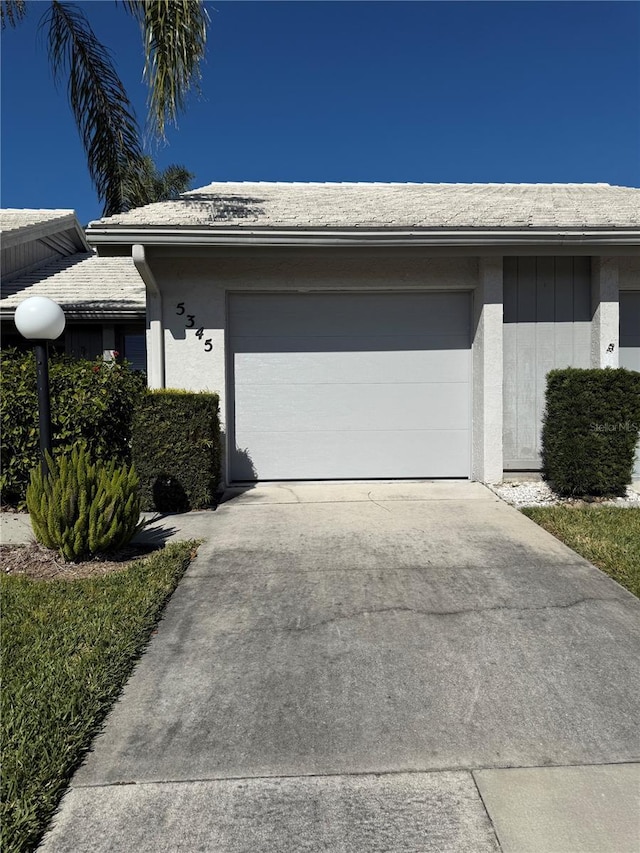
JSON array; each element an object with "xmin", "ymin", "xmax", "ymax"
[
  {"xmin": 15, "ymin": 296, "xmax": 66, "ymax": 340},
  {"xmin": 14, "ymin": 297, "xmax": 66, "ymax": 473}
]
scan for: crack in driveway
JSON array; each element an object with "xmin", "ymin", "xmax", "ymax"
[{"xmin": 281, "ymin": 597, "xmax": 624, "ymax": 633}]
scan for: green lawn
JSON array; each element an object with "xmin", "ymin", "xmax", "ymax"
[
  {"xmin": 1, "ymin": 541, "xmax": 197, "ymax": 853},
  {"xmin": 522, "ymin": 505, "xmax": 640, "ymax": 598}
]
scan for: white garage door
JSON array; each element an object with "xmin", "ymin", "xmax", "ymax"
[{"xmin": 229, "ymin": 292, "xmax": 471, "ymax": 480}]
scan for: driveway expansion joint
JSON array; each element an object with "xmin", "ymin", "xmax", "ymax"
[
  {"xmin": 73, "ymin": 761, "xmax": 640, "ymax": 790},
  {"xmin": 470, "ymin": 771, "xmax": 505, "ymax": 853}
]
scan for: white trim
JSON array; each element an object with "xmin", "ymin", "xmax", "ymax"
[
  {"xmin": 87, "ymin": 228, "xmax": 640, "ymax": 250},
  {"xmin": 132, "ymin": 244, "xmax": 165, "ymax": 389}
]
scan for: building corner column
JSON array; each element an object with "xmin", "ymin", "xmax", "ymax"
[
  {"xmin": 591, "ymin": 257, "xmax": 619, "ymax": 368},
  {"xmin": 132, "ymin": 244, "xmax": 165, "ymax": 389},
  {"xmin": 472, "ymin": 257, "xmax": 503, "ymax": 483}
]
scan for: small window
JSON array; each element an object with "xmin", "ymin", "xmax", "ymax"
[
  {"xmin": 122, "ymin": 332, "xmax": 146, "ymax": 372},
  {"xmin": 66, "ymin": 327, "xmax": 103, "ymax": 361}
]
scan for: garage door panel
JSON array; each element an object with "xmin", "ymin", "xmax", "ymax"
[
  {"xmin": 232, "ymin": 332, "xmax": 469, "ymax": 354},
  {"xmin": 235, "ymin": 383, "xmax": 469, "ymax": 433},
  {"xmin": 231, "ymin": 293, "xmax": 470, "ymax": 338},
  {"xmin": 229, "ymin": 292, "xmax": 471, "ymax": 480},
  {"xmin": 233, "ymin": 430, "xmax": 470, "ymax": 480},
  {"xmin": 234, "ymin": 344, "xmax": 470, "ymax": 385}
]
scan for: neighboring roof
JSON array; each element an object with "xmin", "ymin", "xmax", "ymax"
[
  {"xmin": 1, "ymin": 252, "xmax": 145, "ymax": 320},
  {"xmin": 86, "ymin": 182, "xmax": 640, "ymax": 250},
  {"xmin": 1, "ymin": 208, "xmax": 75, "ymax": 233},
  {"xmin": 1, "ymin": 208, "xmax": 90, "ymax": 253}
]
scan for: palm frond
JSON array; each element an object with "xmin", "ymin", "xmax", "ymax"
[
  {"xmin": 120, "ymin": 154, "xmax": 194, "ymax": 209},
  {"xmin": 157, "ymin": 164, "xmax": 194, "ymax": 199},
  {"xmin": 43, "ymin": 1, "xmax": 144, "ymax": 216},
  {"xmin": 1, "ymin": 0, "xmax": 27, "ymax": 29},
  {"xmin": 124, "ymin": 0, "xmax": 209, "ymax": 140}
]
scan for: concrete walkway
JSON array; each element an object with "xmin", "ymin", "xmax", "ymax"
[{"xmin": 31, "ymin": 482, "xmax": 640, "ymax": 852}]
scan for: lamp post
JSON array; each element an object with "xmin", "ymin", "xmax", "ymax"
[{"xmin": 14, "ymin": 296, "xmax": 66, "ymax": 475}]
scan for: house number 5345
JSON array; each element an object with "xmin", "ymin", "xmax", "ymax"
[{"xmin": 176, "ymin": 303, "xmax": 213, "ymax": 353}]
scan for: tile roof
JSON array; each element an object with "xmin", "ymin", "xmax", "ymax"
[
  {"xmin": 1, "ymin": 208, "xmax": 90, "ymax": 257},
  {"xmin": 0, "ymin": 208, "xmax": 76, "ymax": 235},
  {"xmin": 88, "ymin": 182, "xmax": 640, "ymax": 231},
  {"xmin": 1, "ymin": 252, "xmax": 145, "ymax": 319}
]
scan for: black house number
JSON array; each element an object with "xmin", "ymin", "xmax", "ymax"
[{"xmin": 176, "ymin": 303, "xmax": 212, "ymax": 353}]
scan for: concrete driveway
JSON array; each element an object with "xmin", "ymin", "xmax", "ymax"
[{"xmin": 39, "ymin": 482, "xmax": 640, "ymax": 852}]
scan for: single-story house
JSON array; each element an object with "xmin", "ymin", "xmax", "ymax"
[
  {"xmin": 1, "ymin": 209, "xmax": 146, "ymax": 368},
  {"xmin": 84, "ymin": 181, "xmax": 640, "ymax": 485}
]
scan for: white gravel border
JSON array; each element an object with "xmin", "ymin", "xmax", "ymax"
[{"xmin": 489, "ymin": 481, "xmax": 640, "ymax": 509}]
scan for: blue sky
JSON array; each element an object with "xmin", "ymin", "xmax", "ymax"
[{"xmin": 2, "ymin": 1, "xmax": 639, "ymax": 225}]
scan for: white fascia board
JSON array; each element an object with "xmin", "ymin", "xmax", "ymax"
[{"xmin": 86, "ymin": 227, "xmax": 640, "ymax": 250}]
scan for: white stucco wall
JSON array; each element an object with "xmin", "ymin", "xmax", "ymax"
[
  {"xmin": 143, "ymin": 248, "xmax": 633, "ymax": 484},
  {"xmin": 591, "ymin": 257, "xmax": 619, "ymax": 368},
  {"xmin": 472, "ymin": 258, "xmax": 503, "ymax": 483},
  {"xmin": 151, "ymin": 249, "xmax": 478, "ymax": 424},
  {"xmin": 147, "ymin": 250, "xmax": 479, "ymax": 482}
]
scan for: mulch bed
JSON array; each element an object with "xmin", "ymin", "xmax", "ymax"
[{"xmin": 0, "ymin": 541, "xmax": 159, "ymax": 581}]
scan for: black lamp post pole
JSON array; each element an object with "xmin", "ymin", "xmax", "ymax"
[{"xmin": 34, "ymin": 341, "xmax": 52, "ymax": 475}]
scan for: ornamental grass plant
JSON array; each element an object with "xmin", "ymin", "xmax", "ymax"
[{"xmin": 26, "ymin": 444, "xmax": 143, "ymax": 562}]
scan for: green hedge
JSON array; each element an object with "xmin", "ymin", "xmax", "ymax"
[
  {"xmin": 541, "ymin": 367, "xmax": 640, "ymax": 496},
  {"xmin": 0, "ymin": 349, "xmax": 145, "ymax": 507},
  {"xmin": 132, "ymin": 390, "xmax": 221, "ymax": 511}
]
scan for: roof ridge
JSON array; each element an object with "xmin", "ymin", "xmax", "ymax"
[{"xmin": 186, "ymin": 180, "xmax": 618, "ymax": 190}]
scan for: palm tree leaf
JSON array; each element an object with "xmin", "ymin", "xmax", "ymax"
[
  {"xmin": 159, "ymin": 164, "xmax": 195, "ymax": 198},
  {"xmin": 119, "ymin": 154, "xmax": 194, "ymax": 209},
  {"xmin": 124, "ymin": 0, "xmax": 209, "ymax": 139},
  {"xmin": 1, "ymin": 0, "xmax": 27, "ymax": 29},
  {"xmin": 43, "ymin": 1, "xmax": 145, "ymax": 216}
]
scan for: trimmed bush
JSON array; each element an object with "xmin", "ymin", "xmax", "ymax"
[
  {"xmin": 1, "ymin": 349, "xmax": 145, "ymax": 507},
  {"xmin": 132, "ymin": 390, "xmax": 221, "ymax": 511},
  {"xmin": 541, "ymin": 367, "xmax": 640, "ymax": 496},
  {"xmin": 26, "ymin": 444, "xmax": 143, "ymax": 562}
]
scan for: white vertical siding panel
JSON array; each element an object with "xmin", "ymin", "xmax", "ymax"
[
  {"xmin": 535, "ymin": 258, "xmax": 556, "ymax": 458},
  {"xmin": 572, "ymin": 258, "xmax": 593, "ymax": 367},
  {"xmin": 517, "ymin": 259, "xmax": 538, "ymax": 464},
  {"xmin": 502, "ymin": 258, "xmax": 518, "ymax": 467},
  {"xmin": 553, "ymin": 258, "xmax": 575, "ymax": 367},
  {"xmin": 1, "ymin": 238, "xmax": 62, "ymax": 281},
  {"xmin": 619, "ymin": 291, "xmax": 640, "ymax": 478},
  {"xmin": 504, "ymin": 256, "xmax": 593, "ymax": 469}
]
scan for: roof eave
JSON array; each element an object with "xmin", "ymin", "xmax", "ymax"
[
  {"xmin": 2, "ymin": 213, "xmax": 91, "ymax": 252},
  {"xmin": 86, "ymin": 227, "xmax": 640, "ymax": 250},
  {"xmin": 1, "ymin": 306, "xmax": 145, "ymax": 321}
]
